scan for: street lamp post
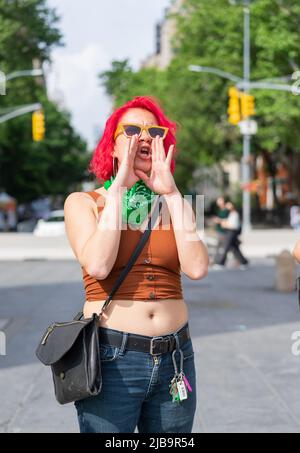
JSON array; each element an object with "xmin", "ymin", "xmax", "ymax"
[
  {"xmin": 0, "ymin": 103, "xmax": 42, "ymax": 124},
  {"xmin": 0, "ymin": 68, "xmax": 44, "ymax": 123},
  {"xmin": 242, "ymin": 0, "xmax": 252, "ymax": 231},
  {"xmin": 6, "ymin": 69, "xmax": 44, "ymax": 82},
  {"xmin": 0, "ymin": 69, "xmax": 44, "ymax": 96}
]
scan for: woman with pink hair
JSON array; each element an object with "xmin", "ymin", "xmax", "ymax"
[{"xmin": 64, "ymin": 96, "xmax": 208, "ymax": 433}]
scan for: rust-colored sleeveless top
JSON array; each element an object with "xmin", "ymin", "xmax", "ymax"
[{"xmin": 82, "ymin": 191, "xmax": 183, "ymax": 301}]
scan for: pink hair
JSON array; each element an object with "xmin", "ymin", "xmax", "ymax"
[{"xmin": 89, "ymin": 96, "xmax": 178, "ymax": 182}]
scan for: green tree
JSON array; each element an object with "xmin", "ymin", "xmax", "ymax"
[
  {"xmin": 174, "ymin": 0, "xmax": 300, "ymax": 198},
  {"xmin": 0, "ymin": 96, "xmax": 89, "ymax": 202},
  {"xmin": 0, "ymin": 0, "xmax": 63, "ymax": 72},
  {"xmin": 0, "ymin": 0, "xmax": 89, "ymax": 203},
  {"xmin": 100, "ymin": 0, "xmax": 300, "ymax": 199}
]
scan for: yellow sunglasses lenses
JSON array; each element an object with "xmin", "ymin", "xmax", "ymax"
[{"xmin": 122, "ymin": 125, "xmax": 167, "ymax": 139}]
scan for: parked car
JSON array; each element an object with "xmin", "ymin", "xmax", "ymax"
[
  {"xmin": 33, "ymin": 210, "xmax": 65, "ymax": 237},
  {"xmin": 17, "ymin": 218, "xmax": 38, "ymax": 233}
]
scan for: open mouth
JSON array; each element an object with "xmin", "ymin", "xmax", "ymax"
[{"xmin": 137, "ymin": 146, "xmax": 152, "ymax": 160}]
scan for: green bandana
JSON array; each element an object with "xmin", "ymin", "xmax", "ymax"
[{"xmin": 103, "ymin": 176, "xmax": 157, "ymax": 227}]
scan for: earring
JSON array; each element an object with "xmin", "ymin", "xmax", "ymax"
[{"xmin": 113, "ymin": 157, "xmax": 118, "ymax": 177}]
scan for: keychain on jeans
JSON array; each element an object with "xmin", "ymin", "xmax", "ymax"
[
  {"xmin": 169, "ymin": 348, "xmax": 193, "ymax": 403},
  {"xmin": 169, "ymin": 349, "xmax": 179, "ymax": 402}
]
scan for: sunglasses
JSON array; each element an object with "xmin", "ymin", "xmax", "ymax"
[{"xmin": 114, "ymin": 123, "xmax": 169, "ymax": 141}]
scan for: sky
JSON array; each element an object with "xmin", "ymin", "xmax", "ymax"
[{"xmin": 46, "ymin": 0, "xmax": 172, "ymax": 149}]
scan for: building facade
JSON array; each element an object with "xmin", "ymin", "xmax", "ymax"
[{"xmin": 142, "ymin": 0, "xmax": 183, "ymax": 69}]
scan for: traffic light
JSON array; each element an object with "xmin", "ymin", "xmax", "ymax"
[
  {"xmin": 240, "ymin": 93, "xmax": 255, "ymax": 119},
  {"xmin": 32, "ymin": 110, "xmax": 45, "ymax": 142},
  {"xmin": 228, "ymin": 87, "xmax": 241, "ymax": 125}
]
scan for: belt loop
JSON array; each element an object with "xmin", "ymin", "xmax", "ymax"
[
  {"xmin": 174, "ymin": 322, "xmax": 189, "ymax": 349},
  {"xmin": 119, "ymin": 331, "xmax": 128, "ymax": 356},
  {"xmin": 174, "ymin": 332, "xmax": 180, "ymax": 351},
  {"xmin": 170, "ymin": 323, "xmax": 185, "ymax": 352}
]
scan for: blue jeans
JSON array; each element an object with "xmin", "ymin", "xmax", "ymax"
[{"xmin": 74, "ymin": 322, "xmax": 197, "ymax": 433}]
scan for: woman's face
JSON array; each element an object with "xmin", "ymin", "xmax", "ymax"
[{"xmin": 113, "ymin": 108, "xmax": 159, "ymax": 176}]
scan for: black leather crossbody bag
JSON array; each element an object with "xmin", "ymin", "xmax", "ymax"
[{"xmin": 36, "ymin": 197, "xmax": 162, "ymax": 405}]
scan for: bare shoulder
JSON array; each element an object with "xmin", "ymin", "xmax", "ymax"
[
  {"xmin": 64, "ymin": 191, "xmax": 84, "ymax": 203},
  {"xmin": 65, "ymin": 190, "xmax": 101, "ymax": 203},
  {"xmin": 65, "ymin": 190, "xmax": 105, "ymax": 210},
  {"xmin": 64, "ymin": 192, "xmax": 88, "ymax": 213}
]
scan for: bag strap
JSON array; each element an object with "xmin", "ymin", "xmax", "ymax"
[
  {"xmin": 101, "ymin": 195, "xmax": 163, "ymax": 313},
  {"xmin": 74, "ymin": 196, "xmax": 163, "ymax": 321},
  {"xmin": 297, "ymin": 276, "xmax": 300, "ymax": 309}
]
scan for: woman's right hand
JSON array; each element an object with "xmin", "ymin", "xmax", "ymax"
[{"xmin": 108, "ymin": 135, "xmax": 139, "ymax": 194}]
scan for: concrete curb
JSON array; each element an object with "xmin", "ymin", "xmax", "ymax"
[{"xmin": 0, "ymin": 230, "xmax": 298, "ymax": 261}]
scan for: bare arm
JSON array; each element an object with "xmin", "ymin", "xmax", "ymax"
[
  {"xmin": 164, "ymin": 190, "xmax": 209, "ymax": 280},
  {"xmin": 64, "ymin": 134, "xmax": 140, "ymax": 279},
  {"xmin": 134, "ymin": 136, "xmax": 209, "ymax": 281},
  {"xmin": 293, "ymin": 241, "xmax": 300, "ymax": 263},
  {"xmin": 64, "ymin": 189, "xmax": 122, "ymax": 279},
  {"xmin": 221, "ymin": 219, "xmax": 233, "ymax": 230}
]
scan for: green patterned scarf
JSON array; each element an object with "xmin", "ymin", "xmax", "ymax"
[{"xmin": 103, "ymin": 176, "xmax": 157, "ymax": 227}]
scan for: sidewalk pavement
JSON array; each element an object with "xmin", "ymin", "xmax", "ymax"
[
  {"xmin": 0, "ymin": 233, "xmax": 74, "ymax": 261},
  {"xmin": 0, "ymin": 229, "xmax": 298, "ymax": 261},
  {"xmin": 239, "ymin": 229, "xmax": 298, "ymax": 258},
  {"xmin": 205, "ymin": 228, "xmax": 299, "ymax": 259},
  {"xmin": 0, "ymin": 259, "xmax": 299, "ymax": 433}
]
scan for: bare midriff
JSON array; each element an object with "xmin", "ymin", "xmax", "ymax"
[{"xmin": 83, "ymin": 298, "xmax": 189, "ymax": 337}]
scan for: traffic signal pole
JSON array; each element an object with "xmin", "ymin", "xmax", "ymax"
[
  {"xmin": 242, "ymin": 0, "xmax": 252, "ymax": 231},
  {"xmin": 0, "ymin": 69, "xmax": 44, "ymax": 96},
  {"xmin": 189, "ymin": 0, "xmax": 299, "ymax": 232},
  {"xmin": 0, "ymin": 103, "xmax": 42, "ymax": 124},
  {"xmin": 0, "ymin": 69, "xmax": 44, "ymax": 136}
]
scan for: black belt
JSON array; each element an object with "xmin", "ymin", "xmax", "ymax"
[{"xmin": 99, "ymin": 324, "xmax": 190, "ymax": 355}]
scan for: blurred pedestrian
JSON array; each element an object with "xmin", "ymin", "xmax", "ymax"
[
  {"xmin": 0, "ymin": 209, "xmax": 4, "ymax": 232},
  {"xmin": 212, "ymin": 196, "xmax": 229, "ymax": 264},
  {"xmin": 290, "ymin": 205, "xmax": 300, "ymax": 231},
  {"xmin": 215, "ymin": 201, "xmax": 249, "ymax": 269}
]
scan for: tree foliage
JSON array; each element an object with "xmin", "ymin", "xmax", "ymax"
[
  {"xmin": 99, "ymin": 0, "xmax": 300, "ymax": 195},
  {"xmin": 0, "ymin": 0, "xmax": 89, "ymax": 203}
]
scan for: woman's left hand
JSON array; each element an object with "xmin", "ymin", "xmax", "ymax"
[{"xmin": 134, "ymin": 136, "xmax": 178, "ymax": 195}]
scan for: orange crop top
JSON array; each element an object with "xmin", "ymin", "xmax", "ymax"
[{"xmin": 82, "ymin": 191, "xmax": 183, "ymax": 301}]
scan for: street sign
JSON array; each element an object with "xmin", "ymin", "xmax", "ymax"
[{"xmin": 238, "ymin": 119, "xmax": 258, "ymax": 135}]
